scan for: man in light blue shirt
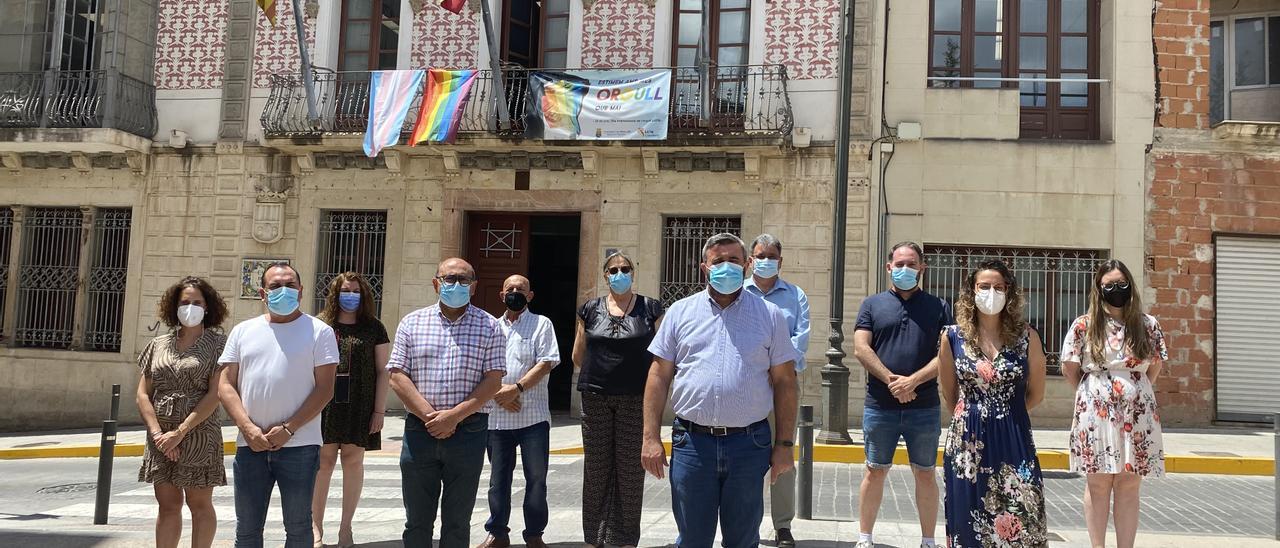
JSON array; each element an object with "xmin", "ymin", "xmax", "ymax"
[
  {"xmin": 640, "ymin": 232, "xmax": 799, "ymax": 548},
  {"xmin": 743, "ymin": 233, "xmax": 810, "ymax": 548}
]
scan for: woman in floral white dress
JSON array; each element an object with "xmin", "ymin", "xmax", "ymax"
[
  {"xmin": 1061, "ymin": 259, "xmax": 1168, "ymax": 548},
  {"xmin": 939, "ymin": 259, "xmax": 1049, "ymax": 548}
]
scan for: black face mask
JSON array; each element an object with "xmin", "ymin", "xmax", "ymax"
[
  {"xmin": 504, "ymin": 291, "xmax": 528, "ymax": 311},
  {"xmin": 1102, "ymin": 285, "xmax": 1131, "ymax": 308}
]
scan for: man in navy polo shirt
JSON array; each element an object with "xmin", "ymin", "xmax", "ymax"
[{"xmin": 852, "ymin": 242, "xmax": 952, "ymax": 548}]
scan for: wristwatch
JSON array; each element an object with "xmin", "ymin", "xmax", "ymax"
[
  {"xmin": 515, "ymin": 382, "xmax": 525, "ymax": 393},
  {"xmin": 775, "ymin": 439, "xmax": 795, "ymax": 448}
]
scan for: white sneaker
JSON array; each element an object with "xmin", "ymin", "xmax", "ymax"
[{"xmin": 854, "ymin": 541, "xmax": 875, "ymax": 548}]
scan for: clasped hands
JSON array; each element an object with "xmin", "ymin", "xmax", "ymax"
[{"xmin": 887, "ymin": 374, "xmax": 919, "ymax": 404}]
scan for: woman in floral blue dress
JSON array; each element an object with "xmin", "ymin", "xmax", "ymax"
[{"xmin": 938, "ymin": 259, "xmax": 1048, "ymax": 547}]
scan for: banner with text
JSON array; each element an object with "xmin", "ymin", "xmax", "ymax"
[{"xmin": 524, "ymin": 70, "xmax": 671, "ymax": 141}]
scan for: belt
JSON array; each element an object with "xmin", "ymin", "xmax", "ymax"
[{"xmin": 675, "ymin": 417, "xmax": 762, "ymax": 437}]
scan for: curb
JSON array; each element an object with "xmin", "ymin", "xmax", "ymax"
[
  {"xmin": 2, "ymin": 442, "xmax": 1273, "ymax": 476},
  {"xmin": 550, "ymin": 443, "xmax": 1275, "ymax": 476}
]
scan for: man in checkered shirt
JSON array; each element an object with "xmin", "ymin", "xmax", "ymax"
[
  {"xmin": 388, "ymin": 258, "xmax": 506, "ymax": 548},
  {"xmin": 477, "ymin": 274, "xmax": 561, "ymax": 548}
]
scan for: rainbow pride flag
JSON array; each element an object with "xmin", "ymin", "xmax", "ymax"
[{"xmin": 410, "ymin": 69, "xmax": 479, "ymax": 145}]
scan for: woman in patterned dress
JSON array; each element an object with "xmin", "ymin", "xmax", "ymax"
[
  {"xmin": 135, "ymin": 276, "xmax": 229, "ymax": 548},
  {"xmin": 938, "ymin": 259, "xmax": 1049, "ymax": 548},
  {"xmin": 1061, "ymin": 259, "xmax": 1168, "ymax": 548},
  {"xmin": 311, "ymin": 272, "xmax": 390, "ymax": 548}
]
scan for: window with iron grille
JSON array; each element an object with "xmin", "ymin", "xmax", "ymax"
[
  {"xmin": 14, "ymin": 207, "xmax": 85, "ymax": 349},
  {"xmin": 922, "ymin": 245, "xmax": 1107, "ymax": 374},
  {"xmin": 660, "ymin": 216, "xmax": 742, "ymax": 306},
  {"xmin": 0, "ymin": 209, "xmax": 12, "ymax": 336},
  {"xmin": 84, "ymin": 208, "xmax": 131, "ymax": 352},
  {"xmin": 314, "ymin": 210, "xmax": 388, "ymax": 316}
]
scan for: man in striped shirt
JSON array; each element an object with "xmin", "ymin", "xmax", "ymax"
[
  {"xmin": 477, "ymin": 275, "xmax": 561, "ymax": 548},
  {"xmin": 388, "ymin": 258, "xmax": 506, "ymax": 548}
]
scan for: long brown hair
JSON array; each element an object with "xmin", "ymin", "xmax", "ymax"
[
  {"xmin": 318, "ymin": 272, "xmax": 378, "ymax": 325},
  {"xmin": 954, "ymin": 259, "xmax": 1027, "ymax": 351},
  {"xmin": 1085, "ymin": 259, "xmax": 1152, "ymax": 364}
]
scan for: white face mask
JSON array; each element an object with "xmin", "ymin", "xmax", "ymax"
[
  {"xmin": 974, "ymin": 289, "xmax": 1007, "ymax": 316},
  {"xmin": 178, "ymin": 304, "xmax": 205, "ymax": 328}
]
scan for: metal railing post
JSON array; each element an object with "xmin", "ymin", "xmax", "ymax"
[
  {"xmin": 93, "ymin": 384, "xmax": 121, "ymax": 525},
  {"xmin": 797, "ymin": 404, "xmax": 815, "ymax": 520}
]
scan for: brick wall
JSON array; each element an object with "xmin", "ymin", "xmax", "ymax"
[
  {"xmin": 1153, "ymin": 0, "xmax": 1210, "ymax": 129},
  {"xmin": 1146, "ymin": 153, "xmax": 1280, "ymax": 423}
]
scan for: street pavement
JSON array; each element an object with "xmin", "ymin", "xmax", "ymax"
[{"xmin": 0, "ymin": 450, "xmax": 1277, "ymax": 547}]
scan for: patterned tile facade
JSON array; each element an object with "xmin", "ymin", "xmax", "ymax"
[
  {"xmin": 764, "ymin": 0, "xmax": 840, "ymax": 80},
  {"xmin": 252, "ymin": 0, "xmax": 317, "ymax": 88},
  {"xmin": 580, "ymin": 0, "xmax": 655, "ymax": 68},
  {"xmin": 154, "ymin": 0, "xmax": 228, "ymax": 90},
  {"xmin": 411, "ymin": 3, "xmax": 480, "ymax": 69}
]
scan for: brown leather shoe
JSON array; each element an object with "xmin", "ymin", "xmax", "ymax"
[
  {"xmin": 475, "ymin": 534, "xmax": 511, "ymax": 548},
  {"xmin": 523, "ymin": 536, "xmax": 548, "ymax": 548}
]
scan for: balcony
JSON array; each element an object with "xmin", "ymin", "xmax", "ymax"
[
  {"xmin": 0, "ymin": 70, "xmax": 158, "ymax": 153},
  {"xmin": 260, "ymin": 65, "xmax": 794, "ymax": 145}
]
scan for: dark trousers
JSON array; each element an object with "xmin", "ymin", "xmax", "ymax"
[
  {"xmin": 485, "ymin": 421, "xmax": 551, "ymax": 539},
  {"xmin": 400, "ymin": 413, "xmax": 489, "ymax": 548},
  {"xmin": 580, "ymin": 392, "xmax": 645, "ymax": 546},
  {"xmin": 233, "ymin": 445, "xmax": 320, "ymax": 548}
]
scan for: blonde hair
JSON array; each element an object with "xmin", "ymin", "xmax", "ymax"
[{"xmin": 1085, "ymin": 259, "xmax": 1153, "ymax": 364}]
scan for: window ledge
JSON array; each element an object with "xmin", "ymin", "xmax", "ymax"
[
  {"xmin": 0, "ymin": 128, "xmax": 152, "ymax": 155},
  {"xmin": 1211, "ymin": 121, "xmax": 1280, "ymax": 142}
]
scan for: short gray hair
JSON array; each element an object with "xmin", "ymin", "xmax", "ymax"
[
  {"xmin": 751, "ymin": 233, "xmax": 782, "ymax": 255},
  {"xmin": 702, "ymin": 232, "xmax": 747, "ymax": 261},
  {"xmin": 603, "ymin": 251, "xmax": 635, "ymax": 272}
]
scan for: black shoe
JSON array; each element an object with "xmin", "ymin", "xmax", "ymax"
[{"xmin": 776, "ymin": 528, "xmax": 796, "ymax": 548}]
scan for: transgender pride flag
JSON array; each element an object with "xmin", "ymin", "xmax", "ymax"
[{"xmin": 362, "ymin": 70, "xmax": 425, "ymax": 158}]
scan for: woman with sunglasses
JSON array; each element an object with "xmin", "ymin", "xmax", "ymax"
[
  {"xmin": 572, "ymin": 252, "xmax": 664, "ymax": 548},
  {"xmin": 1061, "ymin": 259, "xmax": 1168, "ymax": 548}
]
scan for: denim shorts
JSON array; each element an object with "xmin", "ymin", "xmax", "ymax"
[{"xmin": 862, "ymin": 406, "xmax": 941, "ymax": 470}]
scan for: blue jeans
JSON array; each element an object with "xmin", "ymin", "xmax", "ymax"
[
  {"xmin": 400, "ymin": 412, "xmax": 488, "ymax": 548},
  {"xmin": 669, "ymin": 419, "xmax": 772, "ymax": 548},
  {"xmin": 863, "ymin": 405, "xmax": 941, "ymax": 470},
  {"xmin": 233, "ymin": 445, "xmax": 320, "ymax": 548},
  {"xmin": 485, "ymin": 421, "xmax": 551, "ymax": 539}
]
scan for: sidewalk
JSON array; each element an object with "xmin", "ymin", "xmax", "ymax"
[{"xmin": 0, "ymin": 413, "xmax": 1274, "ymax": 475}]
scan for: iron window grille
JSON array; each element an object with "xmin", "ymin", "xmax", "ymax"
[
  {"xmin": 660, "ymin": 216, "xmax": 742, "ymax": 307},
  {"xmin": 922, "ymin": 245, "xmax": 1108, "ymax": 374},
  {"xmin": 84, "ymin": 208, "xmax": 131, "ymax": 352},
  {"xmin": 314, "ymin": 210, "xmax": 389, "ymax": 316},
  {"xmin": 14, "ymin": 207, "xmax": 85, "ymax": 349},
  {"xmin": 0, "ymin": 209, "xmax": 13, "ymax": 336}
]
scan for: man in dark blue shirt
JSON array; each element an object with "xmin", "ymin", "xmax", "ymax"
[{"xmin": 852, "ymin": 242, "xmax": 953, "ymax": 548}]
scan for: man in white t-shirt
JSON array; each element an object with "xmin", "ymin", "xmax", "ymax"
[{"xmin": 218, "ymin": 262, "xmax": 339, "ymax": 548}]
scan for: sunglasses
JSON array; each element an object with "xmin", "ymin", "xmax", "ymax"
[
  {"xmin": 1102, "ymin": 282, "xmax": 1130, "ymax": 292},
  {"xmin": 607, "ymin": 266, "xmax": 632, "ymax": 275}
]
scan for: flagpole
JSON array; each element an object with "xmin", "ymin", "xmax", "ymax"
[
  {"xmin": 478, "ymin": 0, "xmax": 511, "ymax": 130},
  {"xmin": 290, "ymin": 0, "xmax": 319, "ymax": 124},
  {"xmin": 697, "ymin": 0, "xmax": 711, "ymax": 127}
]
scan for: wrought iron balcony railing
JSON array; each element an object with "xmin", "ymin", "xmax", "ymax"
[
  {"xmin": 261, "ymin": 64, "xmax": 793, "ymax": 140},
  {"xmin": 0, "ymin": 70, "xmax": 158, "ymax": 139}
]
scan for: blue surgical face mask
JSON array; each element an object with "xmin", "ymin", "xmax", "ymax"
[
  {"xmin": 338, "ymin": 291, "xmax": 361, "ymax": 312},
  {"xmin": 438, "ymin": 282, "xmax": 472, "ymax": 308},
  {"xmin": 891, "ymin": 266, "xmax": 919, "ymax": 291},
  {"xmin": 266, "ymin": 286, "xmax": 300, "ymax": 316},
  {"xmin": 608, "ymin": 272, "xmax": 633, "ymax": 294},
  {"xmin": 753, "ymin": 258, "xmax": 780, "ymax": 279},
  {"xmin": 708, "ymin": 262, "xmax": 745, "ymax": 295}
]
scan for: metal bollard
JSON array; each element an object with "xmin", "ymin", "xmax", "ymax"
[
  {"xmin": 1274, "ymin": 414, "xmax": 1279, "ymax": 541},
  {"xmin": 798, "ymin": 405, "xmax": 815, "ymax": 520},
  {"xmin": 93, "ymin": 384, "xmax": 121, "ymax": 525}
]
